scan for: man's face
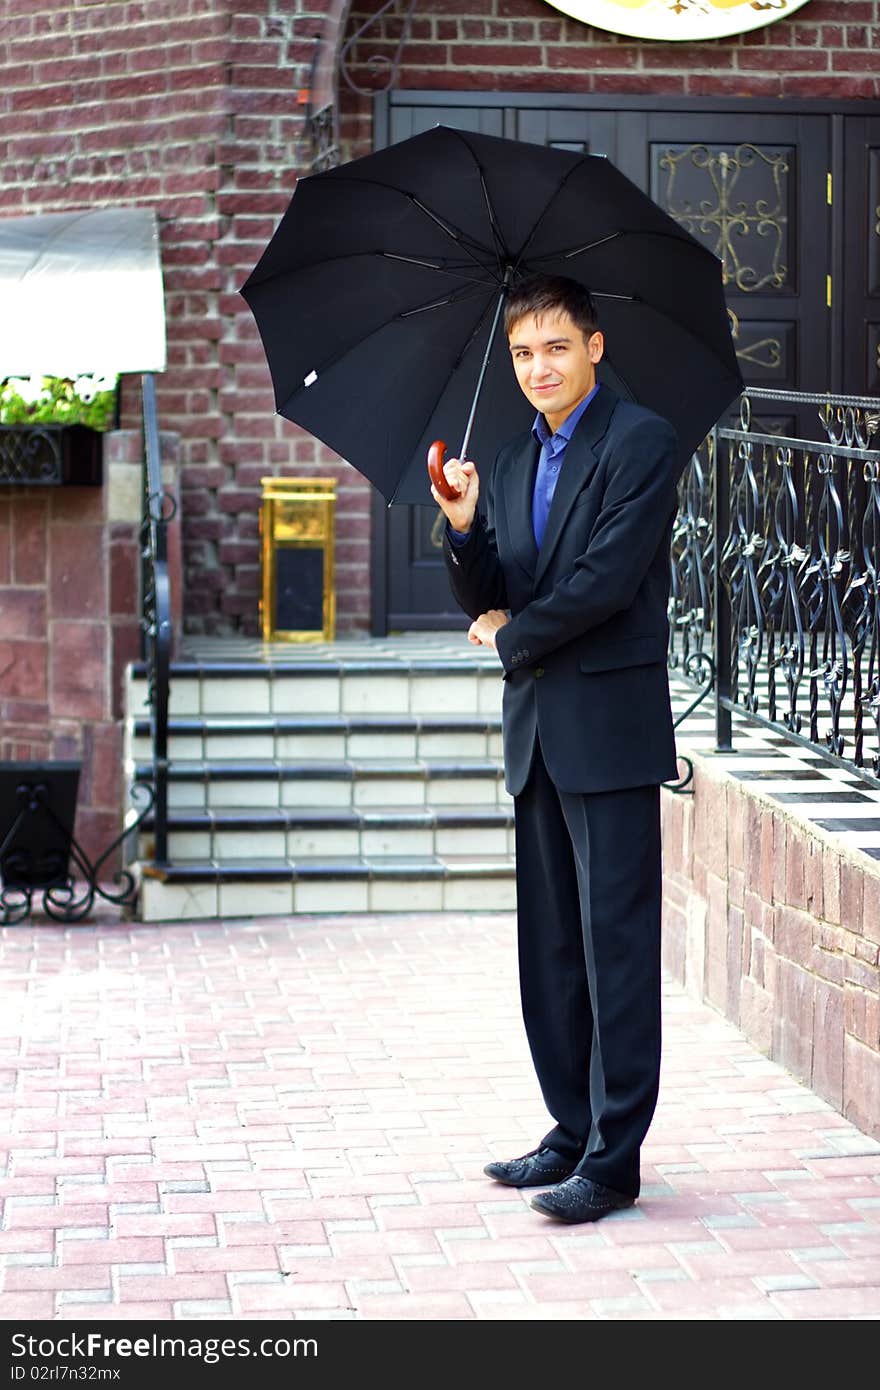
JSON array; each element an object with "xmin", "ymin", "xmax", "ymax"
[{"xmin": 507, "ymin": 308, "xmax": 604, "ymax": 433}]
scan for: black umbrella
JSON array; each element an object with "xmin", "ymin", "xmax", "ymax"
[{"xmin": 241, "ymin": 126, "xmax": 742, "ymax": 504}]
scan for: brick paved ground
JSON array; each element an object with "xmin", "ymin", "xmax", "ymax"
[{"xmin": 0, "ymin": 910, "xmax": 878, "ymax": 1321}]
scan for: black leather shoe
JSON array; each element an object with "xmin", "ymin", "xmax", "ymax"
[
  {"xmin": 483, "ymin": 1146, "xmax": 578, "ymax": 1188},
  {"xmin": 530, "ymin": 1175, "xmax": 635, "ymax": 1223}
]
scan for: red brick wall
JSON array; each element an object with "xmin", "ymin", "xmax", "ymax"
[
  {"xmin": 2, "ymin": 1, "xmax": 877, "ymax": 640},
  {"xmin": 661, "ymin": 763, "xmax": 880, "ymax": 1140},
  {"xmin": 339, "ymin": 0, "xmax": 880, "ymax": 123},
  {"xmin": 0, "ymin": 429, "xmax": 180, "ymax": 867},
  {"xmin": 0, "ymin": 0, "xmax": 369, "ymax": 637}
]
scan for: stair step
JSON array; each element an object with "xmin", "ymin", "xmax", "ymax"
[
  {"xmin": 143, "ymin": 806, "xmax": 515, "ymax": 828},
  {"xmin": 126, "ymin": 657, "xmax": 503, "ymax": 719},
  {"xmin": 132, "ymin": 759, "xmax": 509, "ymax": 809},
  {"xmin": 137, "ymin": 804, "xmax": 515, "ymax": 861},
  {"xmin": 125, "ymin": 640, "xmax": 512, "ymax": 920},
  {"xmin": 138, "ymin": 855, "xmax": 517, "ymax": 920},
  {"xmin": 132, "ymin": 714, "xmax": 504, "ymax": 733},
  {"xmin": 128, "ymin": 713, "xmax": 503, "ymax": 762}
]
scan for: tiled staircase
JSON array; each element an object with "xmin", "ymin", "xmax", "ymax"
[{"xmin": 125, "ymin": 636, "xmax": 516, "ymax": 921}]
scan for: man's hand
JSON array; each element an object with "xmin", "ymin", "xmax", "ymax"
[
  {"xmin": 430, "ymin": 456, "xmax": 479, "ymax": 534},
  {"xmin": 468, "ymin": 609, "xmax": 509, "ymax": 653}
]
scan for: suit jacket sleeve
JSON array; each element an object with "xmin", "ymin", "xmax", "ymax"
[
  {"xmin": 495, "ymin": 417, "xmax": 677, "ymax": 671},
  {"xmin": 441, "ymin": 453, "xmax": 509, "ymax": 620}
]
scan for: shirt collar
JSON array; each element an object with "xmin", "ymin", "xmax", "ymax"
[{"xmin": 532, "ymin": 383, "xmax": 600, "ymax": 448}]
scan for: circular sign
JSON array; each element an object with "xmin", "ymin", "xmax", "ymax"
[{"xmin": 542, "ymin": 0, "xmax": 813, "ymax": 43}]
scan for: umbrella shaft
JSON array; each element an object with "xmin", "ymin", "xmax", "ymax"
[{"xmin": 459, "ymin": 279, "xmax": 510, "ymax": 461}]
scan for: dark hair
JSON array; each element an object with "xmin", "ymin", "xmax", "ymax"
[{"xmin": 504, "ymin": 274, "xmax": 599, "ymax": 342}]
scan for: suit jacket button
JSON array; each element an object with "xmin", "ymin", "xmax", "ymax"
[{"xmin": 535, "ymin": 667, "xmax": 545, "ymax": 678}]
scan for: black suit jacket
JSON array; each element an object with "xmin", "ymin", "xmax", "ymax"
[{"xmin": 443, "ymin": 385, "xmax": 679, "ymax": 796}]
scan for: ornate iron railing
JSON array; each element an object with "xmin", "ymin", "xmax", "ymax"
[
  {"xmin": 669, "ymin": 387, "xmax": 880, "ymax": 787},
  {"xmin": 0, "ymin": 772, "xmax": 154, "ymax": 924},
  {"xmin": 140, "ymin": 373, "xmax": 172, "ymax": 863},
  {"xmin": 0, "ymin": 423, "xmax": 65, "ymax": 483},
  {"xmin": 0, "ymin": 422, "xmax": 102, "ymax": 486}
]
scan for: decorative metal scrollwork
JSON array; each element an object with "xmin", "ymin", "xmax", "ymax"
[
  {"xmin": 669, "ymin": 436, "xmax": 713, "ymax": 673},
  {"xmin": 720, "ymin": 428, "xmax": 766, "ymax": 714},
  {"xmin": 306, "ymin": 103, "xmax": 339, "ymax": 173},
  {"xmin": 802, "ymin": 453, "xmax": 851, "ymax": 756},
  {"xmin": 736, "ymin": 337, "xmax": 783, "ymax": 370},
  {"xmin": 339, "ymin": 0, "xmax": 419, "ymax": 97},
  {"xmin": 0, "ymin": 781, "xmax": 153, "ymax": 925},
  {"xmin": 0, "ymin": 425, "xmax": 63, "ymax": 485},
  {"xmin": 727, "ymin": 306, "xmax": 783, "ymax": 373},
  {"xmin": 663, "ymin": 651, "xmax": 716, "ymax": 797},
  {"xmin": 685, "ymin": 385, "xmax": 880, "ymax": 784},
  {"xmin": 659, "ymin": 143, "xmax": 790, "ymax": 293}
]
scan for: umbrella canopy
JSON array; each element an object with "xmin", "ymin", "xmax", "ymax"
[{"xmin": 241, "ymin": 126, "xmax": 742, "ymax": 504}]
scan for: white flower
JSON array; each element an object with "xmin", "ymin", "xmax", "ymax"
[
  {"xmin": 6, "ymin": 375, "xmax": 47, "ymax": 405},
  {"xmin": 74, "ymin": 375, "xmax": 96, "ymax": 404}
]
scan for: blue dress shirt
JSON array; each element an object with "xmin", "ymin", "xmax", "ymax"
[
  {"xmin": 530, "ymin": 386, "xmax": 598, "ymax": 549},
  {"xmin": 448, "ymin": 384, "xmax": 600, "ymax": 550}
]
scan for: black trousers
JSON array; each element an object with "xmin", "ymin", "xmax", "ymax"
[{"xmin": 513, "ymin": 743, "xmax": 663, "ymax": 1197}]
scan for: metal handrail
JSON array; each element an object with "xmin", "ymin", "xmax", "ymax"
[
  {"xmin": 140, "ymin": 373, "xmax": 172, "ymax": 863},
  {"xmin": 669, "ymin": 387, "xmax": 880, "ymax": 785}
]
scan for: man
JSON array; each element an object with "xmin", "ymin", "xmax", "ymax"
[{"xmin": 431, "ymin": 275, "xmax": 679, "ymax": 1225}]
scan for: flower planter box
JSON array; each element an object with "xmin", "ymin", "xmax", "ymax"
[{"xmin": 0, "ymin": 423, "xmax": 103, "ymax": 487}]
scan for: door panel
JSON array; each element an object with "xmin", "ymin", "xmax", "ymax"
[
  {"xmin": 618, "ymin": 112, "xmax": 831, "ymax": 401},
  {"xmin": 388, "ymin": 104, "xmax": 505, "ymax": 142},
  {"xmin": 842, "ymin": 117, "xmax": 880, "ymax": 396},
  {"xmin": 514, "ymin": 107, "xmax": 616, "ymax": 159}
]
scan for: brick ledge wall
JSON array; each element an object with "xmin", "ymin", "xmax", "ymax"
[
  {"xmin": 660, "ymin": 753, "xmax": 880, "ymax": 1141},
  {"xmin": 0, "ymin": 429, "xmax": 181, "ymax": 868}
]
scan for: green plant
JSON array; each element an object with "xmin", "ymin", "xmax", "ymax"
[{"xmin": 0, "ymin": 374, "xmax": 119, "ymax": 431}]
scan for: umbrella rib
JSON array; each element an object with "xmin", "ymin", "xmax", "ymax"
[
  {"xmin": 442, "ymin": 128, "xmax": 513, "ymax": 264},
  {"xmin": 512, "ymin": 154, "xmax": 593, "ymax": 272},
  {"xmin": 559, "ymin": 231, "xmax": 624, "ymax": 260},
  {"xmin": 247, "ymin": 248, "xmax": 497, "ymax": 293},
  {"xmin": 513, "ymin": 165, "xmax": 726, "ymax": 273},
  {"xmin": 408, "ymin": 195, "xmax": 503, "ymax": 279},
  {"xmin": 542, "ymin": 226, "xmax": 724, "ymax": 265},
  {"xmin": 398, "ymin": 292, "xmax": 473, "ymax": 318},
  {"xmin": 529, "ymin": 227, "xmax": 736, "ymax": 365},
  {"xmin": 479, "ymin": 168, "xmax": 512, "ymax": 264},
  {"xmin": 277, "ymin": 283, "xmax": 490, "ymax": 412},
  {"xmin": 319, "ymin": 173, "xmax": 503, "ymax": 279},
  {"xmin": 380, "ymin": 252, "xmax": 498, "ymax": 288},
  {"xmin": 388, "ymin": 291, "xmax": 500, "ymax": 506}
]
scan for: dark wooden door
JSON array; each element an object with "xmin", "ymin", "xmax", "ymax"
[
  {"xmin": 842, "ymin": 115, "xmax": 880, "ymax": 397},
  {"xmin": 373, "ymin": 98, "xmax": 835, "ymax": 632},
  {"xmin": 615, "ymin": 111, "xmax": 831, "ymax": 399}
]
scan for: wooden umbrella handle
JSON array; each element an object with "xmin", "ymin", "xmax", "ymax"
[{"xmin": 427, "ymin": 439, "xmax": 459, "ymax": 501}]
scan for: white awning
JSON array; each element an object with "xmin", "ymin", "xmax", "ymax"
[{"xmin": 0, "ymin": 206, "xmax": 166, "ymax": 377}]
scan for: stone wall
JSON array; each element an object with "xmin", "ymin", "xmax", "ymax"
[
  {"xmin": 661, "ymin": 755, "xmax": 880, "ymax": 1140},
  {"xmin": 0, "ymin": 429, "xmax": 180, "ymax": 865}
]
